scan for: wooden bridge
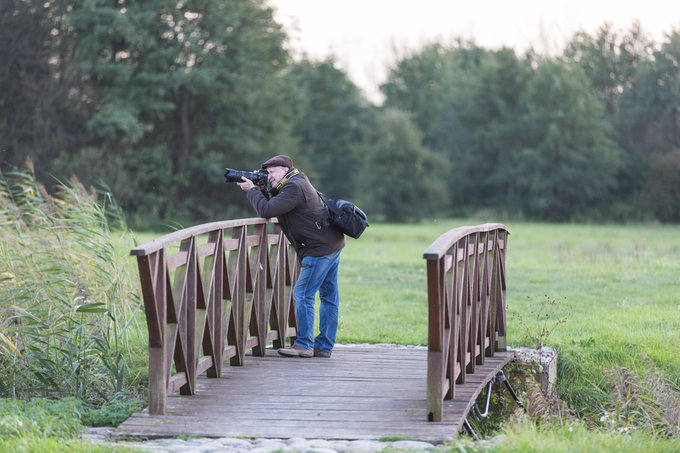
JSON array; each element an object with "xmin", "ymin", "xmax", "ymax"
[{"xmin": 115, "ymin": 220, "xmax": 513, "ymax": 442}]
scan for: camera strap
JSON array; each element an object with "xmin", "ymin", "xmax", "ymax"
[{"xmin": 270, "ymin": 168, "xmax": 299, "ymax": 195}]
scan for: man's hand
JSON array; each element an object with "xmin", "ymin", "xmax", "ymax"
[{"xmin": 237, "ymin": 176, "xmax": 255, "ymax": 192}]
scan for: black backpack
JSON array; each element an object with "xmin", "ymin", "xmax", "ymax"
[{"xmin": 317, "ymin": 191, "xmax": 369, "ymax": 239}]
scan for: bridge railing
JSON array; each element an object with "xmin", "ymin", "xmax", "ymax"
[
  {"xmin": 130, "ymin": 218, "xmax": 299, "ymax": 415},
  {"xmin": 423, "ymin": 223, "xmax": 510, "ymax": 422}
]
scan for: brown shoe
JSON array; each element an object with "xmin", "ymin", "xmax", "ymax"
[
  {"xmin": 278, "ymin": 345, "xmax": 313, "ymax": 358},
  {"xmin": 313, "ymin": 347, "xmax": 331, "ymax": 358}
]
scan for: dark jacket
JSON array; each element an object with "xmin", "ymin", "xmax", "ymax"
[{"xmin": 246, "ymin": 170, "xmax": 345, "ymax": 259}]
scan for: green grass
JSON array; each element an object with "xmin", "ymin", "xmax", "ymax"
[
  {"xmin": 333, "ymin": 221, "xmax": 680, "ymax": 440},
  {"xmin": 16, "ymin": 169, "xmax": 678, "ymax": 448},
  {"xmin": 0, "ymin": 438, "xmax": 143, "ymax": 452},
  {"xmin": 127, "ymin": 220, "xmax": 680, "ymax": 450},
  {"xmin": 339, "ymin": 221, "xmax": 680, "ymax": 372},
  {"xmin": 455, "ymin": 419, "xmax": 680, "ymax": 453},
  {"xmin": 336, "ymin": 221, "xmax": 443, "ymax": 344},
  {"xmin": 133, "ymin": 220, "xmax": 680, "ymax": 384},
  {"xmin": 505, "ymin": 222, "xmax": 680, "ymax": 417},
  {"xmin": 4, "ymin": 219, "xmax": 675, "ymax": 451},
  {"xmin": 0, "ymin": 398, "xmax": 144, "ymax": 452}
]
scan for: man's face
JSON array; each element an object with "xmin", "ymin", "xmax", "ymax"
[{"xmin": 266, "ymin": 165, "xmax": 288, "ymax": 187}]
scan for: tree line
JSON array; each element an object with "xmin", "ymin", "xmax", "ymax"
[{"xmin": 2, "ymin": 0, "xmax": 680, "ymax": 226}]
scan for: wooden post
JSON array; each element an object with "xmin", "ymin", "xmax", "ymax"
[
  {"xmin": 426, "ymin": 258, "xmax": 443, "ymax": 422},
  {"xmin": 448, "ymin": 242, "xmax": 460, "ymax": 399},
  {"xmin": 468, "ymin": 233, "xmax": 480, "ymax": 373},
  {"xmin": 207, "ymin": 230, "xmax": 224, "ymax": 377},
  {"xmin": 479, "ymin": 231, "xmax": 489, "ymax": 361},
  {"xmin": 496, "ymin": 230, "xmax": 508, "ymax": 351},
  {"xmin": 181, "ymin": 237, "xmax": 197, "ymax": 395},
  {"xmin": 272, "ymin": 228, "xmax": 287, "ymax": 348},
  {"xmin": 251, "ymin": 224, "xmax": 268, "ymax": 356},
  {"xmin": 231, "ymin": 226, "xmax": 247, "ymax": 366},
  {"xmin": 487, "ymin": 231, "xmax": 498, "ymax": 358},
  {"xmin": 458, "ymin": 236, "xmax": 469, "ymax": 384},
  {"xmin": 137, "ymin": 251, "xmax": 167, "ymax": 415}
]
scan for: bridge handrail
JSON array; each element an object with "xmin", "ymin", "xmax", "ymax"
[
  {"xmin": 423, "ymin": 223, "xmax": 511, "ymax": 421},
  {"xmin": 131, "ymin": 217, "xmax": 276, "ymax": 256},
  {"xmin": 132, "ymin": 219, "xmax": 510, "ymax": 419},
  {"xmin": 423, "ymin": 223, "xmax": 509, "ymax": 259},
  {"xmin": 131, "ymin": 217, "xmax": 299, "ymax": 414}
]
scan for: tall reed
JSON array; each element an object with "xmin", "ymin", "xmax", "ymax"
[{"xmin": 0, "ymin": 162, "xmax": 143, "ymax": 406}]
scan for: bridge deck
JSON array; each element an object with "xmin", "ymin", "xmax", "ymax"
[{"xmin": 115, "ymin": 346, "xmax": 514, "ymax": 443}]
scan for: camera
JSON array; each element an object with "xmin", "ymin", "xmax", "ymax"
[{"xmin": 223, "ymin": 168, "xmax": 269, "ymax": 186}]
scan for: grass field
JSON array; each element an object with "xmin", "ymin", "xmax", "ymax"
[
  {"xmin": 330, "ymin": 220, "xmax": 680, "ymax": 417},
  {"xmin": 334, "ymin": 221, "xmax": 679, "ymax": 354},
  {"xmin": 6, "ymin": 171, "xmax": 678, "ymax": 450},
  {"xmin": 505, "ymin": 222, "xmax": 680, "ymax": 414},
  {"xmin": 127, "ymin": 220, "xmax": 680, "ymax": 449},
  {"xmin": 133, "ymin": 220, "xmax": 680, "ymax": 398}
]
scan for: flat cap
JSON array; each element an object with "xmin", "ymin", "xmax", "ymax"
[{"xmin": 261, "ymin": 155, "xmax": 293, "ymax": 169}]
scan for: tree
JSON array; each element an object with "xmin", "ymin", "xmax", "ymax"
[
  {"xmin": 640, "ymin": 151, "xmax": 680, "ymax": 222},
  {"xmin": 1, "ymin": 0, "xmax": 296, "ymax": 225},
  {"xmin": 0, "ymin": 1, "xmax": 87, "ymax": 171},
  {"xmin": 283, "ymin": 58, "xmax": 371, "ymax": 199},
  {"xmin": 616, "ymin": 29, "xmax": 680, "ymax": 154},
  {"xmin": 564, "ymin": 23, "xmax": 656, "ymax": 207},
  {"xmin": 564, "ymin": 22, "xmax": 653, "ymax": 117},
  {"xmin": 382, "ymin": 43, "xmax": 533, "ymax": 212},
  {"xmin": 352, "ymin": 109, "xmax": 448, "ymax": 222},
  {"xmin": 512, "ymin": 60, "xmax": 621, "ymax": 220},
  {"xmin": 381, "ymin": 41, "xmax": 485, "ymax": 153},
  {"xmin": 60, "ymin": 0, "xmax": 296, "ymax": 223},
  {"xmin": 435, "ymin": 47, "xmax": 533, "ymax": 210}
]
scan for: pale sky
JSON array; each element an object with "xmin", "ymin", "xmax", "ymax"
[{"xmin": 268, "ymin": 0, "xmax": 680, "ymax": 104}]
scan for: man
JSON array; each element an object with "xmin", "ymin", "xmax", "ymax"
[{"xmin": 237, "ymin": 155, "xmax": 345, "ymax": 358}]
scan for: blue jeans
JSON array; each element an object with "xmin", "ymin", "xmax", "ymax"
[{"xmin": 292, "ymin": 250, "xmax": 342, "ymax": 352}]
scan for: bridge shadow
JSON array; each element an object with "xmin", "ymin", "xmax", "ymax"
[{"xmin": 115, "ymin": 345, "xmax": 513, "ymax": 442}]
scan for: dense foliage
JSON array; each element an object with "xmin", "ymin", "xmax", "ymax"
[
  {"xmin": 0, "ymin": 165, "xmax": 145, "ymax": 410},
  {"xmin": 2, "ymin": 2, "xmax": 680, "ymax": 224},
  {"xmin": 0, "ymin": 397, "xmax": 141, "ymax": 451},
  {"xmin": 0, "ymin": 398, "xmax": 83, "ymax": 438}
]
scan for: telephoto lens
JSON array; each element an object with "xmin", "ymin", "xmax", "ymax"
[{"xmin": 223, "ymin": 168, "xmax": 269, "ymax": 186}]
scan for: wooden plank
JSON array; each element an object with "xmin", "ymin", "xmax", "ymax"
[
  {"xmin": 423, "ymin": 224, "xmax": 510, "ymax": 260},
  {"xmin": 115, "ymin": 347, "xmax": 514, "ymax": 442},
  {"xmin": 130, "ymin": 218, "xmax": 277, "ymax": 256}
]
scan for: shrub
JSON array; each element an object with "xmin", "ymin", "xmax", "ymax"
[
  {"xmin": 640, "ymin": 150, "xmax": 680, "ymax": 222},
  {"xmin": 0, "ymin": 398, "xmax": 83, "ymax": 439},
  {"xmin": 80, "ymin": 394, "xmax": 144, "ymax": 427},
  {"xmin": 0, "ymin": 162, "xmax": 145, "ymax": 408}
]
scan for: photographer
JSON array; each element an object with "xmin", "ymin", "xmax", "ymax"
[{"xmin": 237, "ymin": 155, "xmax": 345, "ymax": 358}]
